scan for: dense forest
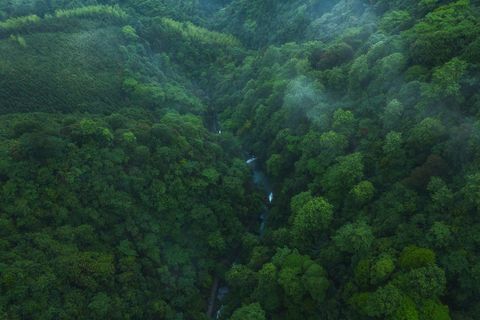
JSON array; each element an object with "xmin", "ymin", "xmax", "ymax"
[{"xmin": 1, "ymin": 0, "xmax": 480, "ymax": 319}]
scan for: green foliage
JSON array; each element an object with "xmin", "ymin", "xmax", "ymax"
[
  {"xmin": 463, "ymin": 173, "xmax": 480, "ymax": 210},
  {"xmin": 0, "ymin": 5, "xmax": 127, "ymax": 38},
  {"xmin": 424, "ymin": 58, "xmax": 468, "ymax": 101},
  {"xmin": 9, "ymin": 34, "xmax": 27, "ymax": 47},
  {"xmin": 391, "ymin": 297, "xmax": 419, "ymax": 320},
  {"xmin": 427, "ymin": 222, "xmax": 452, "ymax": 248},
  {"xmin": 124, "ymin": 0, "xmax": 213, "ymax": 22},
  {"xmin": 407, "ymin": 0, "xmax": 479, "ymax": 66},
  {"xmin": 350, "ymin": 180, "xmax": 375, "ymax": 206},
  {"xmin": 380, "ymin": 10, "xmax": 413, "ymax": 33},
  {"xmin": 1, "ymin": 0, "xmax": 479, "ymax": 318},
  {"xmin": 54, "ymin": 5, "xmax": 127, "ymax": 20},
  {"xmin": 372, "ymin": 255, "xmax": 396, "ymax": 285},
  {"xmin": 0, "ymin": 14, "xmax": 40, "ymax": 33},
  {"xmin": 160, "ymin": 17, "xmax": 241, "ymax": 47},
  {"xmin": 0, "ymin": 28, "xmax": 126, "ymax": 113},
  {"xmin": 121, "ymin": 25, "xmax": 138, "ymax": 40},
  {"xmin": 383, "ymin": 99, "xmax": 404, "ymax": 130},
  {"xmin": 247, "ymin": 248, "xmax": 330, "ymax": 316},
  {"xmin": 215, "ymin": 0, "xmax": 316, "ymax": 47},
  {"xmin": 231, "ymin": 303, "xmax": 266, "ymax": 320},
  {"xmin": 349, "ymin": 54, "xmax": 370, "ymax": 92},
  {"xmin": 427, "ymin": 177, "xmax": 453, "ymax": 211},
  {"xmin": 334, "ymin": 221, "xmax": 374, "ymax": 254},
  {"xmin": 266, "ymin": 153, "xmax": 283, "ymax": 178},
  {"xmin": 332, "ymin": 108, "xmax": 356, "ymax": 136},
  {"xmin": 310, "ymin": 42, "xmax": 354, "ymax": 70},
  {"xmin": 291, "ymin": 196, "xmax": 333, "ymax": 246},
  {"xmin": 0, "ymin": 112, "xmax": 260, "ymax": 319},
  {"xmin": 399, "ymin": 246, "xmax": 436, "ymax": 270},
  {"xmin": 408, "ymin": 117, "xmax": 446, "ymax": 148},
  {"xmin": 420, "ymin": 300, "xmax": 451, "ymax": 320},
  {"xmin": 365, "ymin": 284, "xmax": 404, "ymax": 317},
  {"xmin": 383, "ymin": 131, "xmax": 403, "ymax": 156},
  {"xmin": 396, "ymin": 266, "xmax": 447, "ymax": 299},
  {"xmin": 322, "ymin": 152, "xmax": 364, "ymax": 202}
]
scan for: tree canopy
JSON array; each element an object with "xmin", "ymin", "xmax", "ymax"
[{"xmin": 1, "ymin": 0, "xmax": 480, "ymax": 319}]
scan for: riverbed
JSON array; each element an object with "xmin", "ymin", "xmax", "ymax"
[{"xmin": 206, "ymin": 114, "xmax": 273, "ymax": 319}]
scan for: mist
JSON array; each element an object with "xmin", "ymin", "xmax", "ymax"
[{"xmin": 0, "ymin": 1, "xmax": 479, "ymax": 319}]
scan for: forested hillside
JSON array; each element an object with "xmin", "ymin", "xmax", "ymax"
[{"xmin": 1, "ymin": 1, "xmax": 480, "ymax": 319}]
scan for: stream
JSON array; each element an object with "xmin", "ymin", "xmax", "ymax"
[
  {"xmin": 205, "ymin": 113, "xmax": 273, "ymax": 319},
  {"xmin": 213, "ymin": 155, "xmax": 273, "ymax": 319},
  {"xmin": 246, "ymin": 155, "xmax": 273, "ymax": 236}
]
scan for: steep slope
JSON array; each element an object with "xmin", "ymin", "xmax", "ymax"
[
  {"xmin": 212, "ymin": 0, "xmax": 480, "ymax": 319},
  {"xmin": 1, "ymin": 1, "xmax": 480, "ymax": 320},
  {"xmin": 0, "ymin": 27, "xmax": 125, "ymax": 113}
]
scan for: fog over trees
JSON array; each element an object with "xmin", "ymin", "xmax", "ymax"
[{"xmin": 1, "ymin": 0, "xmax": 480, "ymax": 319}]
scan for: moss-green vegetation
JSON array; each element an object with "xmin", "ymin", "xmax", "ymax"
[{"xmin": 1, "ymin": 0, "xmax": 480, "ymax": 319}]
